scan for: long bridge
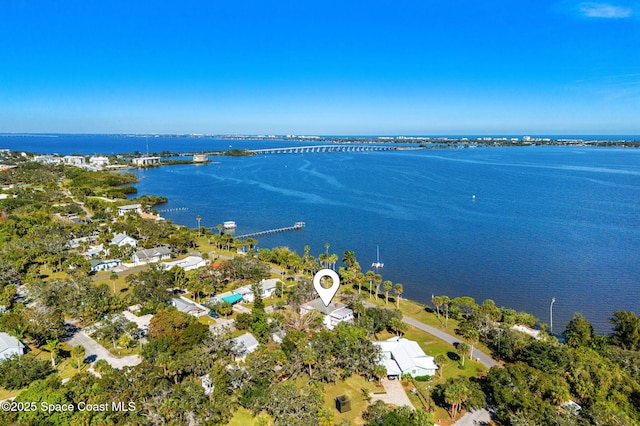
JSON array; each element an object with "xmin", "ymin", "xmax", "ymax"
[
  {"xmin": 232, "ymin": 222, "xmax": 305, "ymax": 239},
  {"xmin": 250, "ymin": 145, "xmax": 395, "ymax": 155}
]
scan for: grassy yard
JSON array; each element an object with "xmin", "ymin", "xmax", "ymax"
[{"xmin": 321, "ymin": 375, "xmax": 378, "ymax": 426}]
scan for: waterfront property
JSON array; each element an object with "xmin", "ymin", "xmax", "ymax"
[
  {"xmin": 131, "ymin": 246, "xmax": 172, "ymax": 266},
  {"xmin": 300, "ymin": 298, "xmax": 354, "ymax": 330},
  {"xmin": 132, "ymin": 156, "xmax": 161, "ymax": 166},
  {"xmin": 374, "ymin": 337, "xmax": 438, "ymax": 378},
  {"xmin": 117, "ymin": 204, "xmax": 142, "ymax": 216},
  {"xmin": 161, "ymin": 255, "xmax": 208, "ymax": 271},
  {"xmin": 233, "ymin": 278, "xmax": 281, "ymax": 303},
  {"xmin": 0, "ymin": 332, "xmax": 25, "ymax": 361}
]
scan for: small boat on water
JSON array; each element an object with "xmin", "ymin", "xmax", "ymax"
[{"xmin": 372, "ymin": 245, "xmax": 384, "ymax": 269}]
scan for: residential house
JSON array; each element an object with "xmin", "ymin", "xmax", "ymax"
[
  {"xmin": 0, "ymin": 332, "xmax": 25, "ymax": 361},
  {"xmin": 161, "ymin": 255, "xmax": 208, "ymax": 271},
  {"xmin": 62, "ymin": 155, "xmax": 85, "ymax": 166},
  {"xmin": 211, "ymin": 291, "xmax": 243, "ymax": 305},
  {"xmin": 83, "ymin": 244, "xmax": 107, "ymax": 258},
  {"xmin": 89, "ymin": 156, "xmax": 109, "ymax": 168},
  {"xmin": 132, "ymin": 157, "xmax": 161, "ymax": 166},
  {"xmin": 170, "ymin": 298, "xmax": 207, "ymax": 317},
  {"xmin": 131, "ymin": 246, "xmax": 172, "ymax": 266},
  {"xmin": 231, "ymin": 332, "xmax": 259, "ymax": 360},
  {"xmin": 233, "ymin": 278, "xmax": 281, "ymax": 303},
  {"xmin": 90, "ymin": 259, "xmax": 122, "ymax": 273},
  {"xmin": 374, "ymin": 337, "xmax": 438, "ymax": 378},
  {"xmin": 117, "ymin": 204, "xmax": 142, "ymax": 216},
  {"xmin": 111, "ymin": 233, "xmax": 137, "ymax": 248},
  {"xmin": 300, "ymin": 298, "xmax": 354, "ymax": 330}
]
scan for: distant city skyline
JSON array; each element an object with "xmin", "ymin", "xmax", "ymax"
[{"xmin": 1, "ymin": 1, "xmax": 639, "ymax": 135}]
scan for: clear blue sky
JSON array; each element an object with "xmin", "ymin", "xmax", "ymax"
[{"xmin": 1, "ymin": 0, "xmax": 639, "ymax": 135}]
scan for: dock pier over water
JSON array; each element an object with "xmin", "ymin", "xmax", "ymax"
[{"xmin": 233, "ymin": 222, "xmax": 305, "ymax": 239}]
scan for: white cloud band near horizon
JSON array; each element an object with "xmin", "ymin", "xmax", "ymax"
[{"xmin": 579, "ymin": 2, "xmax": 633, "ymax": 18}]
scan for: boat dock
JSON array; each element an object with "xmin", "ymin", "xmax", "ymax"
[{"xmin": 234, "ymin": 222, "xmax": 305, "ymax": 239}]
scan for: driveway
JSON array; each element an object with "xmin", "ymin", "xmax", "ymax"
[
  {"xmin": 370, "ymin": 379, "xmax": 415, "ymax": 409},
  {"xmin": 64, "ymin": 323, "xmax": 142, "ymax": 369},
  {"xmin": 452, "ymin": 408, "xmax": 492, "ymax": 425}
]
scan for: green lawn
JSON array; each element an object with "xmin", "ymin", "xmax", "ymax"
[{"xmin": 321, "ymin": 375, "xmax": 378, "ymax": 426}]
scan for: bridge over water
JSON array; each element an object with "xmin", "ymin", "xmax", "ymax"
[{"xmin": 250, "ymin": 145, "xmax": 396, "ymax": 155}]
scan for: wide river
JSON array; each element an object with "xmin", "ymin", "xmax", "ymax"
[
  {"xmin": 2, "ymin": 135, "xmax": 638, "ymax": 333},
  {"xmin": 130, "ymin": 145, "xmax": 639, "ymax": 333}
]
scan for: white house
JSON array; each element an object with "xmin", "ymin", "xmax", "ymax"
[
  {"xmin": 170, "ymin": 298, "xmax": 207, "ymax": 317},
  {"xmin": 117, "ymin": 204, "xmax": 142, "ymax": 216},
  {"xmin": 300, "ymin": 298, "xmax": 354, "ymax": 330},
  {"xmin": 111, "ymin": 233, "xmax": 138, "ymax": 248},
  {"xmin": 132, "ymin": 156, "xmax": 160, "ymax": 166},
  {"xmin": 374, "ymin": 337, "xmax": 438, "ymax": 378},
  {"xmin": 161, "ymin": 255, "xmax": 208, "ymax": 272},
  {"xmin": 231, "ymin": 332, "xmax": 259, "ymax": 360},
  {"xmin": 62, "ymin": 155, "xmax": 85, "ymax": 166},
  {"xmin": 0, "ymin": 332, "xmax": 24, "ymax": 361},
  {"xmin": 89, "ymin": 156, "xmax": 109, "ymax": 168},
  {"xmin": 131, "ymin": 246, "xmax": 172, "ymax": 265},
  {"xmin": 233, "ymin": 278, "xmax": 281, "ymax": 303},
  {"xmin": 90, "ymin": 259, "xmax": 122, "ymax": 272},
  {"xmin": 83, "ymin": 244, "xmax": 107, "ymax": 258}
]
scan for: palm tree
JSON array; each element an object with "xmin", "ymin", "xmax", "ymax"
[
  {"xmin": 389, "ymin": 317, "xmax": 407, "ymax": 336},
  {"xmin": 44, "ymin": 339, "xmax": 59, "ymax": 367},
  {"xmin": 464, "ymin": 329, "xmax": 479, "ymax": 361},
  {"xmin": 71, "ymin": 345, "xmax": 85, "ymax": 372},
  {"xmin": 216, "ymin": 224, "xmax": 223, "ymax": 235},
  {"xmin": 433, "ymin": 295, "xmax": 443, "ymax": 318},
  {"xmin": 443, "ymin": 380, "xmax": 469, "ymax": 418},
  {"xmin": 373, "ymin": 273, "xmax": 382, "ymax": 300},
  {"xmin": 435, "ymin": 354, "xmax": 447, "ymax": 378},
  {"xmin": 109, "ymin": 270, "xmax": 118, "ymax": 295},
  {"xmin": 383, "ymin": 280, "xmax": 393, "ymax": 305},
  {"xmin": 196, "ymin": 215, "xmax": 202, "ymax": 236},
  {"xmin": 324, "ymin": 242, "xmax": 330, "ymax": 255},
  {"xmin": 342, "ymin": 250, "xmax": 356, "ymax": 268},
  {"xmin": 365, "ymin": 271, "xmax": 375, "ymax": 298},
  {"xmin": 394, "ymin": 283, "xmax": 404, "ymax": 308},
  {"xmin": 352, "ymin": 301, "xmax": 365, "ymax": 319},
  {"xmin": 355, "ymin": 272, "xmax": 365, "ymax": 294},
  {"xmin": 456, "ymin": 342, "xmax": 470, "ymax": 367},
  {"xmin": 302, "ymin": 347, "xmax": 317, "ymax": 377},
  {"xmin": 373, "ymin": 363, "xmax": 387, "ymax": 384},
  {"xmin": 442, "ymin": 295, "xmax": 451, "ymax": 327}
]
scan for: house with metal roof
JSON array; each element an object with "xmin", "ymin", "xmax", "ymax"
[
  {"xmin": 300, "ymin": 298, "xmax": 354, "ymax": 330},
  {"xmin": 132, "ymin": 246, "xmax": 172, "ymax": 266},
  {"xmin": 161, "ymin": 255, "xmax": 208, "ymax": 272},
  {"xmin": 374, "ymin": 336, "xmax": 438, "ymax": 378},
  {"xmin": 170, "ymin": 298, "xmax": 207, "ymax": 317},
  {"xmin": 0, "ymin": 332, "xmax": 24, "ymax": 361},
  {"xmin": 233, "ymin": 278, "xmax": 281, "ymax": 303},
  {"xmin": 111, "ymin": 233, "xmax": 137, "ymax": 248},
  {"xmin": 231, "ymin": 332, "xmax": 259, "ymax": 359},
  {"xmin": 90, "ymin": 258, "xmax": 122, "ymax": 272}
]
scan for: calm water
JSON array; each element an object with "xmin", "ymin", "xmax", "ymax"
[
  {"xmin": 3, "ymin": 134, "xmax": 639, "ymax": 333},
  {"xmin": 128, "ymin": 146, "xmax": 640, "ymax": 333}
]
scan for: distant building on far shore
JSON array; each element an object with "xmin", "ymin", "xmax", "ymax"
[
  {"xmin": 193, "ymin": 154, "xmax": 209, "ymax": 163},
  {"xmin": 132, "ymin": 156, "xmax": 160, "ymax": 166}
]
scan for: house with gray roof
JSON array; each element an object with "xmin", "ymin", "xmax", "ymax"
[
  {"xmin": 300, "ymin": 298, "xmax": 354, "ymax": 330},
  {"xmin": 132, "ymin": 246, "xmax": 172, "ymax": 266},
  {"xmin": 374, "ymin": 336, "xmax": 438, "ymax": 378},
  {"xmin": 111, "ymin": 233, "xmax": 137, "ymax": 248},
  {"xmin": 0, "ymin": 332, "xmax": 24, "ymax": 361},
  {"xmin": 231, "ymin": 332, "xmax": 259, "ymax": 359},
  {"xmin": 90, "ymin": 259, "xmax": 122, "ymax": 272},
  {"xmin": 170, "ymin": 298, "xmax": 207, "ymax": 317}
]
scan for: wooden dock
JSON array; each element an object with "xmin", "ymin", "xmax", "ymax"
[{"xmin": 234, "ymin": 222, "xmax": 305, "ymax": 239}]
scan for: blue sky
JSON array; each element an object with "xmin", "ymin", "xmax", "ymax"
[{"xmin": 1, "ymin": 0, "xmax": 639, "ymax": 135}]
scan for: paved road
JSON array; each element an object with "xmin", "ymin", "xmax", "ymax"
[
  {"xmin": 64, "ymin": 324, "xmax": 142, "ymax": 369},
  {"xmin": 370, "ymin": 379, "xmax": 415, "ymax": 409},
  {"xmin": 402, "ymin": 316, "xmax": 499, "ymax": 369},
  {"xmin": 362, "ymin": 301, "xmax": 499, "ymax": 369}
]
